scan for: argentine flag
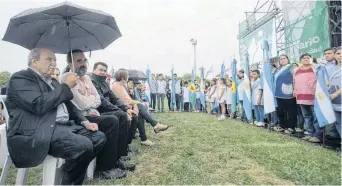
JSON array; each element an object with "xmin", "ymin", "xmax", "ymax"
[
  {"xmin": 243, "ymin": 53, "xmax": 253, "ymax": 121},
  {"xmin": 220, "ymin": 62, "xmax": 225, "ymax": 78},
  {"xmin": 200, "ymin": 67, "xmax": 206, "ymax": 109},
  {"xmin": 170, "ymin": 68, "xmax": 176, "ymax": 110},
  {"xmin": 262, "ymin": 40, "xmax": 277, "ymax": 114},
  {"xmin": 314, "ymin": 65, "xmax": 336, "ymax": 127},
  {"xmin": 145, "ymin": 68, "xmax": 151, "ymax": 104},
  {"xmin": 231, "ymin": 59, "xmax": 238, "ymax": 113}
]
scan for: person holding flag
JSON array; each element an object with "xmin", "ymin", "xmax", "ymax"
[
  {"xmin": 273, "ymin": 54, "xmax": 297, "ymax": 134},
  {"xmin": 189, "ymin": 70, "xmax": 197, "ymax": 112},
  {"xmin": 242, "ymin": 53, "xmax": 253, "ymax": 123},
  {"xmin": 293, "ymin": 53, "xmax": 322, "ymax": 143},
  {"xmin": 328, "ymin": 47, "xmax": 341, "ymax": 137},
  {"xmin": 230, "ymin": 59, "xmax": 238, "ymax": 119}
]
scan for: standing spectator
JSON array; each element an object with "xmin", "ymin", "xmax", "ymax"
[
  {"xmin": 329, "ymin": 47, "xmax": 341, "ymax": 137},
  {"xmin": 157, "ymin": 74, "xmax": 167, "ymax": 112},
  {"xmin": 273, "ymin": 55, "xmax": 297, "ymax": 134},
  {"xmin": 322, "ymin": 47, "xmax": 339, "ymax": 138},
  {"xmin": 237, "ymin": 70, "xmax": 246, "ymax": 121},
  {"xmin": 150, "ymin": 74, "xmax": 157, "ymax": 110},
  {"xmin": 294, "ymin": 53, "xmax": 322, "ymax": 143},
  {"xmin": 183, "ymin": 81, "xmax": 190, "ymax": 112},
  {"xmin": 322, "ymin": 47, "xmax": 337, "ymax": 76},
  {"xmin": 174, "ymin": 74, "xmax": 182, "ymax": 111},
  {"xmin": 205, "ymin": 81, "xmax": 211, "ymax": 113},
  {"xmin": 209, "ymin": 79, "xmax": 218, "ymax": 114},
  {"xmin": 195, "ymin": 80, "xmax": 201, "ymax": 112},
  {"xmin": 226, "ymin": 79, "xmax": 233, "ymax": 118},
  {"xmin": 217, "ymin": 78, "xmax": 227, "ymax": 120},
  {"xmin": 251, "ymin": 70, "xmax": 264, "ymax": 127}
]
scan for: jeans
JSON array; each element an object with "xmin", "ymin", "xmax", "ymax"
[
  {"xmin": 271, "ymin": 111, "xmax": 279, "ymax": 125},
  {"xmin": 196, "ymin": 98, "xmax": 201, "ymax": 111},
  {"xmin": 299, "ymin": 104, "xmax": 323, "ymax": 139},
  {"xmin": 150, "ymin": 93, "xmax": 157, "ymax": 109},
  {"xmin": 297, "ymin": 105, "xmax": 305, "ymax": 129},
  {"xmin": 335, "ymin": 111, "xmax": 341, "ymax": 137},
  {"xmin": 176, "ymin": 94, "xmax": 182, "ymax": 110},
  {"xmin": 254, "ymin": 105, "xmax": 264, "ymax": 122},
  {"xmin": 179, "ymin": 96, "xmax": 184, "ymax": 111},
  {"xmin": 157, "ymin": 93, "xmax": 165, "ymax": 112},
  {"xmin": 239, "ymin": 100, "xmax": 246, "ymax": 120},
  {"xmin": 137, "ymin": 103, "xmax": 157, "ymax": 127}
]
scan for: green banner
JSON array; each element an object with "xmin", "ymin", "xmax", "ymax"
[{"xmin": 284, "ymin": 1, "xmax": 330, "ymax": 63}]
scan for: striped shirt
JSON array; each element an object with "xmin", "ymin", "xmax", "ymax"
[{"xmin": 294, "ymin": 67, "xmax": 316, "ymax": 105}]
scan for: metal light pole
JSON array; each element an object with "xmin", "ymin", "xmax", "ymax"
[{"xmin": 190, "ymin": 38, "xmax": 197, "ymax": 77}]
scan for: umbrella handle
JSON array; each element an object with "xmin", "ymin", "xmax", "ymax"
[{"xmin": 66, "ymin": 20, "xmax": 75, "ymax": 73}]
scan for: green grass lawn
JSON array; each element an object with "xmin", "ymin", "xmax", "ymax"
[{"xmin": 2, "ymin": 112, "xmax": 341, "ymax": 185}]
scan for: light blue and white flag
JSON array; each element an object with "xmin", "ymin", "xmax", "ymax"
[
  {"xmin": 200, "ymin": 67, "xmax": 206, "ymax": 109},
  {"xmin": 314, "ymin": 65, "xmax": 336, "ymax": 127},
  {"xmin": 243, "ymin": 53, "xmax": 253, "ymax": 121},
  {"xmin": 170, "ymin": 67, "xmax": 176, "ymax": 110},
  {"xmin": 220, "ymin": 62, "xmax": 225, "ymax": 78},
  {"xmin": 145, "ymin": 67, "xmax": 151, "ymax": 104},
  {"xmin": 231, "ymin": 59, "xmax": 238, "ymax": 113},
  {"xmin": 262, "ymin": 40, "xmax": 277, "ymax": 114}
]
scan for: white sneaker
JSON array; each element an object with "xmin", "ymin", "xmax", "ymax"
[
  {"xmin": 218, "ymin": 115, "xmax": 226, "ymax": 121},
  {"xmin": 256, "ymin": 122, "xmax": 265, "ymax": 127}
]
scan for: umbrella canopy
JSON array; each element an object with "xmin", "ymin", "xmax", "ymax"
[
  {"xmin": 128, "ymin": 70, "xmax": 146, "ymax": 81},
  {"xmin": 2, "ymin": 1, "xmax": 121, "ymax": 54}
]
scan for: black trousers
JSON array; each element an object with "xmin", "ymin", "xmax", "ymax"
[
  {"xmin": 101, "ymin": 111, "xmax": 129, "ymax": 157},
  {"xmin": 151, "ymin": 93, "xmax": 157, "ymax": 109},
  {"xmin": 276, "ymin": 98, "xmax": 297, "ymax": 129},
  {"xmin": 86, "ymin": 115, "xmax": 119, "ymax": 170},
  {"xmin": 127, "ymin": 115, "xmax": 139, "ymax": 143},
  {"xmin": 49, "ymin": 123, "xmax": 106, "ymax": 185}
]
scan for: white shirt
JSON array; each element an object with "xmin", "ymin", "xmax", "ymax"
[
  {"xmin": 183, "ymin": 87, "xmax": 189, "ymax": 102},
  {"xmin": 226, "ymin": 86, "xmax": 232, "ymax": 104},
  {"xmin": 251, "ymin": 78, "xmax": 263, "ymax": 105},
  {"xmin": 238, "ymin": 79, "xmax": 244, "ymax": 101},
  {"xmin": 157, "ymin": 80, "xmax": 167, "ymax": 94}
]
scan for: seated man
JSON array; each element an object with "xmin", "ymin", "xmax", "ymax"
[
  {"xmin": 90, "ymin": 62, "xmax": 140, "ymax": 147},
  {"xmin": 5, "ymin": 48, "xmax": 106, "ymax": 185},
  {"xmin": 61, "ymin": 49, "xmax": 134, "ymax": 177}
]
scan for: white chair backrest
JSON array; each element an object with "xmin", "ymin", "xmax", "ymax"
[{"xmin": 0, "ymin": 95, "xmax": 9, "ymax": 127}]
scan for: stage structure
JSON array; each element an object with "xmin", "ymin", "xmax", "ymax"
[
  {"xmin": 282, "ymin": 0, "xmax": 331, "ymax": 63},
  {"xmin": 237, "ymin": 0, "xmax": 283, "ymax": 70}
]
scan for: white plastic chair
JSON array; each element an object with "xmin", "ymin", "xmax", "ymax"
[{"xmin": 0, "ymin": 95, "xmax": 95, "ymax": 185}]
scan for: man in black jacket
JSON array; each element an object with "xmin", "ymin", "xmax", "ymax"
[
  {"xmin": 6, "ymin": 48, "xmax": 107, "ymax": 185},
  {"xmin": 90, "ymin": 62, "xmax": 139, "ymax": 148}
]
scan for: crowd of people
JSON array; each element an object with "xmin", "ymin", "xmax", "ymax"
[
  {"xmin": 143, "ymin": 47, "xmax": 341, "ymax": 144},
  {"xmin": 2, "ymin": 48, "xmax": 169, "ymax": 185},
  {"xmin": 0, "ymin": 46, "xmax": 340, "ymax": 185}
]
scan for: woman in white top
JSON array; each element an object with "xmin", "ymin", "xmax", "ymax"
[
  {"xmin": 216, "ymin": 78, "xmax": 227, "ymax": 120},
  {"xmin": 156, "ymin": 74, "xmax": 167, "ymax": 112}
]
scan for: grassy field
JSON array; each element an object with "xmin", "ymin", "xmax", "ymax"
[{"xmin": 2, "ymin": 112, "xmax": 341, "ymax": 185}]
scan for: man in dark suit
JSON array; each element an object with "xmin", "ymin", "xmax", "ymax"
[{"xmin": 6, "ymin": 48, "xmax": 115, "ymax": 185}]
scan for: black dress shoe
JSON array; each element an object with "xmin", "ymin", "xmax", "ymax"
[
  {"xmin": 118, "ymin": 159, "xmax": 136, "ymax": 171},
  {"xmin": 94, "ymin": 169, "xmax": 126, "ymax": 180}
]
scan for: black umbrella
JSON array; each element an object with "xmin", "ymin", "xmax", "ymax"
[
  {"xmin": 128, "ymin": 70, "xmax": 146, "ymax": 81},
  {"xmin": 2, "ymin": 1, "xmax": 121, "ymax": 54}
]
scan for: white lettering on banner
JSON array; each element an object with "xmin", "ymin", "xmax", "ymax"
[{"xmin": 298, "ymin": 36, "xmax": 320, "ymax": 50}]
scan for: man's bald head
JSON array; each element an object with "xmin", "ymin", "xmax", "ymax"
[{"xmin": 28, "ymin": 48, "xmax": 57, "ymax": 78}]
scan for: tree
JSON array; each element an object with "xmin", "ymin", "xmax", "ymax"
[
  {"xmin": 181, "ymin": 73, "xmax": 200, "ymax": 83},
  {"xmin": 0, "ymin": 71, "xmax": 11, "ymax": 87}
]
